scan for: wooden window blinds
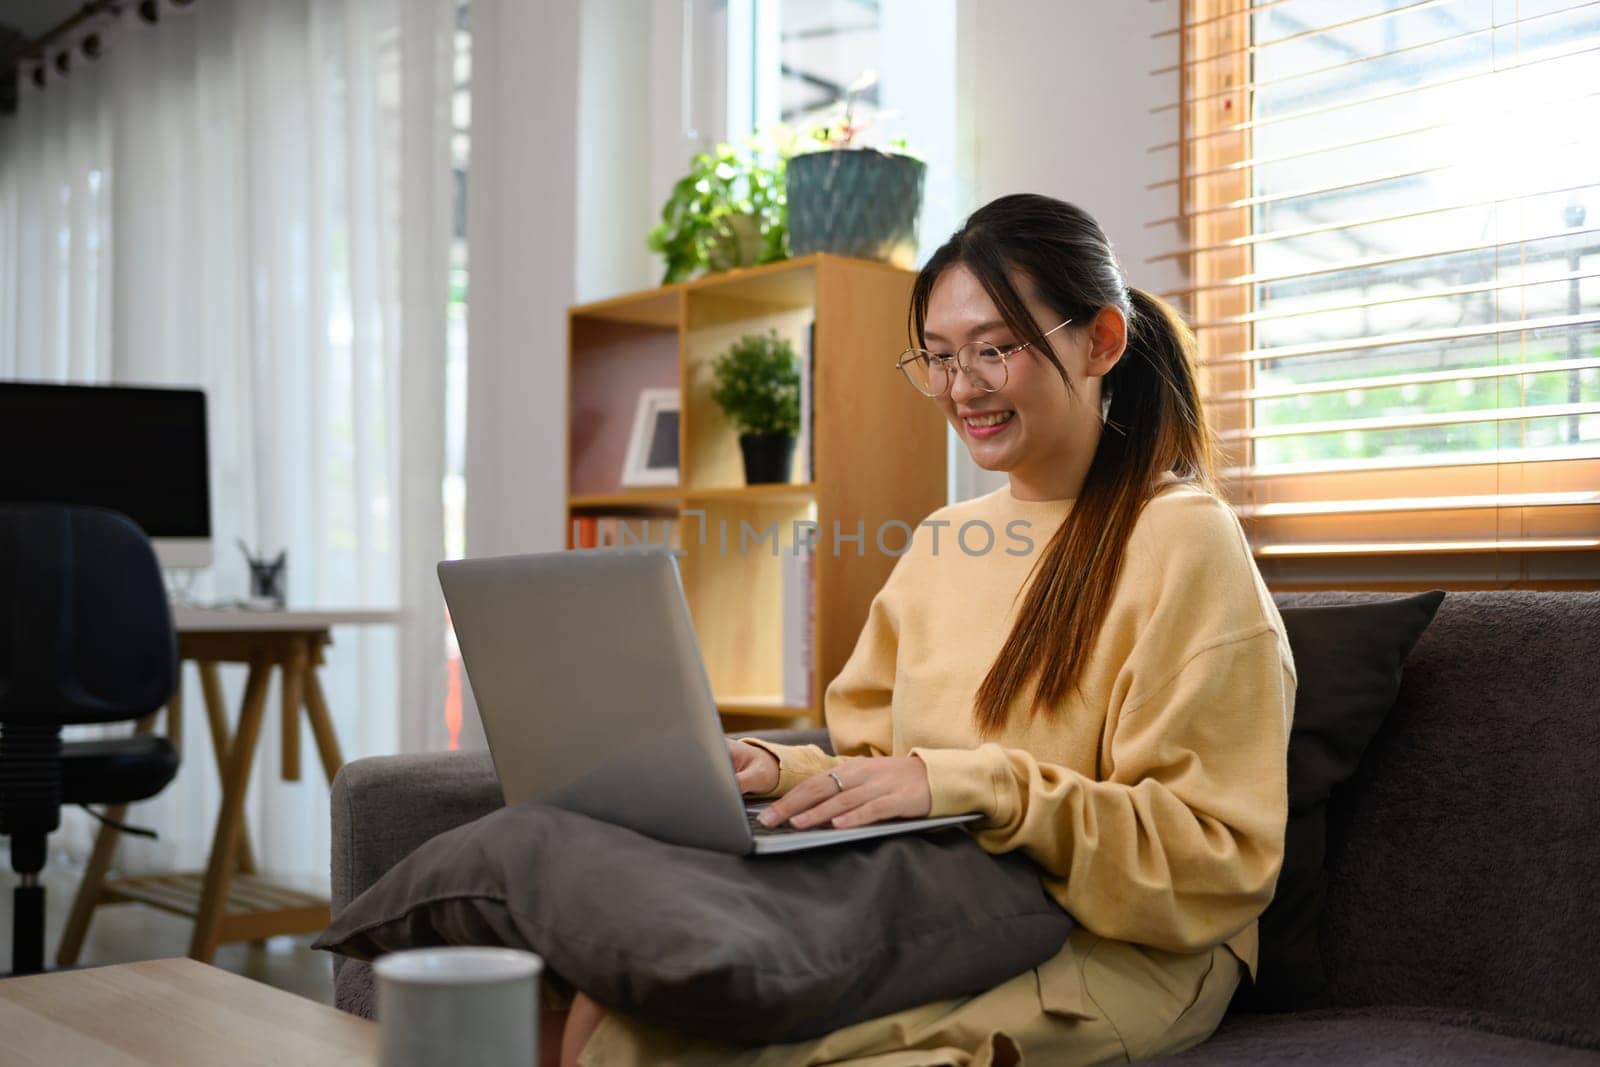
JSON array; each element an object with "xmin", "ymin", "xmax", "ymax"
[{"xmin": 1155, "ymin": 0, "xmax": 1600, "ymax": 590}]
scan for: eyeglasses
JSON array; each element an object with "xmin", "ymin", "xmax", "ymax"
[{"xmin": 895, "ymin": 318, "xmax": 1074, "ymax": 398}]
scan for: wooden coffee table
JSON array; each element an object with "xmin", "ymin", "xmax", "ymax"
[{"xmin": 0, "ymin": 958, "xmax": 375, "ymax": 1064}]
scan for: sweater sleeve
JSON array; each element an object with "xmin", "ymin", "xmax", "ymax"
[
  {"xmin": 909, "ymin": 625, "xmax": 1293, "ymax": 956},
  {"xmin": 736, "ymin": 564, "xmax": 901, "ymax": 799}
]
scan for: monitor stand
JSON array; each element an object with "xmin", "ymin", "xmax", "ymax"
[{"xmin": 163, "ymin": 568, "xmax": 205, "ymax": 607}]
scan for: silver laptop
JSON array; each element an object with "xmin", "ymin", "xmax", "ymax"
[{"xmin": 437, "ymin": 546, "xmax": 981, "ymax": 855}]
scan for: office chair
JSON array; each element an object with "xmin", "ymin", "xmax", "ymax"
[{"xmin": 0, "ymin": 505, "xmax": 180, "ymax": 975}]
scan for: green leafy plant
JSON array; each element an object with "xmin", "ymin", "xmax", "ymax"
[
  {"xmin": 647, "ymin": 129, "xmax": 795, "ymax": 285},
  {"xmin": 708, "ymin": 330, "xmax": 801, "ymax": 436}
]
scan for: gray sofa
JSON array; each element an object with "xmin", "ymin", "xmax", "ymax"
[{"xmin": 328, "ymin": 590, "xmax": 1600, "ymax": 1062}]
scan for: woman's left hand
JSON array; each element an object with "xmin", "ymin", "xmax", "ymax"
[{"xmin": 756, "ymin": 756, "xmax": 932, "ymax": 830}]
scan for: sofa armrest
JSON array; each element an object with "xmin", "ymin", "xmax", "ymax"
[{"xmin": 330, "ymin": 750, "xmax": 503, "ymax": 915}]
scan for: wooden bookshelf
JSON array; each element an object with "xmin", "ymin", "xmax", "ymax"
[{"xmin": 567, "ymin": 254, "xmax": 946, "ymax": 728}]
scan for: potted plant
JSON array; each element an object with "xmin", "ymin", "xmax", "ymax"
[
  {"xmin": 708, "ymin": 330, "xmax": 801, "ymax": 485},
  {"xmin": 647, "ymin": 129, "xmax": 794, "ymax": 285},
  {"xmin": 786, "ymin": 71, "xmax": 926, "ymax": 268}
]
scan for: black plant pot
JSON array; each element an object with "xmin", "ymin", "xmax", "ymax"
[
  {"xmin": 786, "ymin": 149, "xmax": 926, "ymax": 267},
  {"xmin": 738, "ymin": 432, "xmax": 797, "ymax": 485}
]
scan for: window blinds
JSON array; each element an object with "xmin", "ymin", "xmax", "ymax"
[{"xmin": 1152, "ymin": 0, "xmax": 1600, "ymax": 589}]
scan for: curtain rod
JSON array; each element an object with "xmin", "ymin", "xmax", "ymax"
[
  {"xmin": 6, "ymin": 0, "xmax": 195, "ymax": 102},
  {"xmin": 19, "ymin": 1, "xmax": 199, "ymax": 61},
  {"xmin": 21, "ymin": 2, "xmax": 123, "ymax": 61}
]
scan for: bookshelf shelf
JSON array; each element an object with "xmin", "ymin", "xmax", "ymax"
[
  {"xmin": 569, "ymin": 489, "xmax": 682, "ymax": 511},
  {"xmin": 683, "ymin": 483, "xmax": 816, "ymax": 503},
  {"xmin": 566, "ymin": 255, "xmax": 946, "ymax": 727},
  {"xmin": 570, "ymin": 288, "xmax": 681, "ymax": 329}
]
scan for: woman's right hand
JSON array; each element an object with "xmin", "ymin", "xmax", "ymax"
[{"xmin": 727, "ymin": 739, "xmax": 780, "ymax": 796}]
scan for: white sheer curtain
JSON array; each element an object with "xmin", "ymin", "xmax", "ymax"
[{"xmin": 0, "ymin": 0, "xmax": 453, "ymax": 893}]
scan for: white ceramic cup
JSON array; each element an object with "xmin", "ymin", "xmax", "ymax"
[{"xmin": 373, "ymin": 946, "xmax": 545, "ymax": 1067}]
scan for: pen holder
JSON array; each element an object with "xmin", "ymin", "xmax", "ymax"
[{"xmin": 240, "ymin": 543, "xmax": 288, "ymax": 608}]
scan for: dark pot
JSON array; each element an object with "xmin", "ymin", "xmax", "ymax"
[
  {"xmin": 738, "ymin": 432, "xmax": 797, "ymax": 485},
  {"xmin": 786, "ymin": 149, "xmax": 926, "ymax": 267}
]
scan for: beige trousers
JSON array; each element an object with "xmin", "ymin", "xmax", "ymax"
[{"xmin": 571, "ymin": 925, "xmax": 1242, "ymax": 1066}]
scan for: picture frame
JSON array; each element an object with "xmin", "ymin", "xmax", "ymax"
[{"xmin": 621, "ymin": 387, "xmax": 680, "ymax": 487}]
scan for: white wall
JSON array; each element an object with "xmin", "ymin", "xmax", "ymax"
[
  {"xmin": 577, "ymin": 0, "xmax": 730, "ymax": 302},
  {"xmin": 577, "ymin": 0, "xmax": 728, "ymax": 302},
  {"xmin": 879, "ymin": 0, "xmax": 961, "ymax": 266},
  {"xmin": 576, "ymin": 0, "xmax": 655, "ymax": 302},
  {"xmin": 955, "ymin": 0, "xmax": 1181, "ymax": 290},
  {"xmin": 951, "ymin": 0, "xmax": 1183, "ymax": 498},
  {"xmin": 463, "ymin": 0, "xmax": 579, "ymax": 564}
]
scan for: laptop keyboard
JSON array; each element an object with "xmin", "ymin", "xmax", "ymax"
[{"xmin": 746, "ymin": 807, "xmax": 808, "ymax": 836}]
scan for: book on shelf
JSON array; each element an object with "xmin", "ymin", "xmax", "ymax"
[
  {"xmin": 569, "ymin": 516, "xmax": 599, "ymax": 550},
  {"xmin": 569, "ymin": 514, "xmax": 680, "ymax": 552},
  {"xmin": 781, "ymin": 542, "xmax": 815, "ymax": 708},
  {"xmin": 795, "ymin": 322, "xmax": 815, "ymax": 484}
]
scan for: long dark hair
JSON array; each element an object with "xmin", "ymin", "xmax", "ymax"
[{"xmin": 909, "ymin": 193, "xmax": 1221, "ymax": 738}]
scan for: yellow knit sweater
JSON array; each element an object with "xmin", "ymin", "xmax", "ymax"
[{"xmin": 741, "ymin": 474, "xmax": 1296, "ymax": 980}]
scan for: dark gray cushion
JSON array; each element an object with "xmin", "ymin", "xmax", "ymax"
[
  {"xmin": 313, "ymin": 802, "xmax": 1073, "ymax": 1044},
  {"xmin": 1238, "ymin": 590, "xmax": 1446, "ymax": 1011},
  {"xmin": 1270, "ymin": 591, "xmax": 1600, "ymax": 1038},
  {"xmin": 1166, "ymin": 1006, "xmax": 1600, "ymax": 1064}
]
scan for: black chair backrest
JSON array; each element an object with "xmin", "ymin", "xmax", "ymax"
[{"xmin": 0, "ymin": 505, "xmax": 176, "ymax": 725}]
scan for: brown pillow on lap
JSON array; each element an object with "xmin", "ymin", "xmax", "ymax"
[{"xmin": 314, "ymin": 803, "xmax": 1074, "ymax": 1044}]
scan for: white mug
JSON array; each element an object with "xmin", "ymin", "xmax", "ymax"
[{"xmin": 373, "ymin": 946, "xmax": 545, "ymax": 1067}]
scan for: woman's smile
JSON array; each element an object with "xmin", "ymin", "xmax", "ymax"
[{"xmin": 961, "ymin": 408, "xmax": 1015, "ymax": 439}]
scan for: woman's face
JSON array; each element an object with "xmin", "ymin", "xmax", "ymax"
[{"xmin": 921, "ymin": 262, "xmax": 1125, "ymax": 497}]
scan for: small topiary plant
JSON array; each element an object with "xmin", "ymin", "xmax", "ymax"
[{"xmin": 709, "ymin": 330, "xmax": 801, "ymax": 437}]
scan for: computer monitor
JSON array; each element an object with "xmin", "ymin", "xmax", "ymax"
[{"xmin": 0, "ymin": 381, "xmax": 213, "ymax": 569}]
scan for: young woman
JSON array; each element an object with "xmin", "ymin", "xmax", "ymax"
[{"xmin": 549, "ymin": 193, "xmax": 1296, "ymax": 1066}]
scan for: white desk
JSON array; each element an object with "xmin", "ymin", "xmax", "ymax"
[
  {"xmin": 59, "ymin": 606, "xmax": 400, "ymax": 964},
  {"xmin": 170, "ymin": 606, "xmax": 404, "ymax": 631}
]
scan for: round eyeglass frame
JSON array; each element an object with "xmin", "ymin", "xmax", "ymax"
[{"xmin": 895, "ymin": 318, "xmax": 1074, "ymax": 398}]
